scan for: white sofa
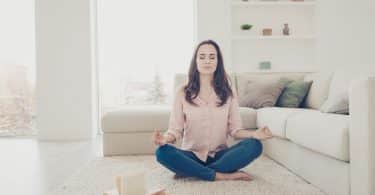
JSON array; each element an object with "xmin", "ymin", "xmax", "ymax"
[{"xmin": 101, "ymin": 71, "xmax": 375, "ymax": 195}]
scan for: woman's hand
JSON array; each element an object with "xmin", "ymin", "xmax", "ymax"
[
  {"xmin": 152, "ymin": 129, "xmax": 167, "ymax": 146},
  {"xmin": 253, "ymin": 126, "xmax": 273, "ymax": 140}
]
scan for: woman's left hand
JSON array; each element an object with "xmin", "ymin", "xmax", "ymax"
[{"xmin": 253, "ymin": 126, "xmax": 273, "ymax": 140}]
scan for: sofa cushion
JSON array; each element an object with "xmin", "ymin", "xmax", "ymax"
[
  {"xmin": 101, "ymin": 106, "xmax": 171, "ymax": 133},
  {"xmin": 239, "ymin": 107, "xmax": 257, "ymax": 129},
  {"xmin": 239, "ymin": 80, "xmax": 285, "ymax": 109},
  {"xmin": 320, "ymin": 71, "xmax": 353, "ymax": 114},
  {"xmin": 320, "ymin": 70, "xmax": 373, "ymax": 114},
  {"xmin": 256, "ymin": 107, "xmax": 308, "ymax": 138},
  {"xmin": 286, "ymin": 110, "xmax": 349, "ymax": 162},
  {"xmin": 302, "ymin": 72, "xmax": 333, "ymax": 109},
  {"xmin": 276, "ymin": 78, "xmax": 312, "ymax": 108},
  {"xmin": 235, "ymin": 72, "xmax": 309, "ymax": 104}
]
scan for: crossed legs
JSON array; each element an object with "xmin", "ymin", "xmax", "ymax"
[{"xmin": 155, "ymin": 138, "xmax": 263, "ymax": 181}]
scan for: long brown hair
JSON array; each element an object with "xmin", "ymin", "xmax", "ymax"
[{"xmin": 183, "ymin": 40, "xmax": 233, "ymax": 107}]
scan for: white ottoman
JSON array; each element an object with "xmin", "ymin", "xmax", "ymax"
[{"xmin": 101, "ymin": 106, "xmax": 171, "ymax": 156}]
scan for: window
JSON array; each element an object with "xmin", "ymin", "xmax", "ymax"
[
  {"xmin": 0, "ymin": 0, "xmax": 36, "ymax": 136},
  {"xmin": 97, "ymin": 1, "xmax": 195, "ymax": 114}
]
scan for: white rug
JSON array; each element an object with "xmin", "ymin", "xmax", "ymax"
[{"xmin": 52, "ymin": 155, "xmax": 326, "ymax": 195}]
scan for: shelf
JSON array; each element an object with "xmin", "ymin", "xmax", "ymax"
[
  {"xmin": 229, "ymin": 0, "xmax": 317, "ymax": 72},
  {"xmin": 232, "ymin": 35, "xmax": 315, "ymax": 40},
  {"xmin": 232, "ymin": 1, "xmax": 316, "ymax": 7},
  {"xmin": 233, "ymin": 69, "xmax": 317, "ymax": 73}
]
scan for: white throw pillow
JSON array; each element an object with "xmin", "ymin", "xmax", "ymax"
[
  {"xmin": 320, "ymin": 70, "xmax": 366, "ymax": 114},
  {"xmin": 303, "ymin": 72, "xmax": 333, "ymax": 109}
]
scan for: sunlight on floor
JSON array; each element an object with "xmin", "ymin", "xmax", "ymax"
[{"xmin": 0, "ymin": 136, "xmax": 102, "ymax": 195}]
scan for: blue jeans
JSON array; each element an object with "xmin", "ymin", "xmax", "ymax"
[{"xmin": 155, "ymin": 138, "xmax": 263, "ymax": 181}]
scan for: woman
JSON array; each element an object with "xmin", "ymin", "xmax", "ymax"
[{"xmin": 152, "ymin": 40, "xmax": 273, "ymax": 181}]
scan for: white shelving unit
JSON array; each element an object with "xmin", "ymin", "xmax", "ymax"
[
  {"xmin": 232, "ymin": 1, "xmax": 316, "ymax": 6},
  {"xmin": 232, "ymin": 35, "xmax": 316, "ymax": 40},
  {"xmin": 229, "ymin": 0, "xmax": 317, "ymax": 72}
]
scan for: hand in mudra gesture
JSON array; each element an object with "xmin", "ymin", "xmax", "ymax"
[
  {"xmin": 253, "ymin": 126, "xmax": 273, "ymax": 140},
  {"xmin": 152, "ymin": 129, "xmax": 167, "ymax": 146}
]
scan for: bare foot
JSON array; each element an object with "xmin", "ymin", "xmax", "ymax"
[
  {"xmin": 149, "ymin": 188, "xmax": 166, "ymax": 195},
  {"xmin": 215, "ymin": 171, "xmax": 252, "ymax": 181}
]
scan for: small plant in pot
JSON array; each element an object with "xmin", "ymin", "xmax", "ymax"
[{"xmin": 241, "ymin": 24, "xmax": 253, "ymax": 30}]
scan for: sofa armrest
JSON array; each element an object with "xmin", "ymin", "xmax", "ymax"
[{"xmin": 349, "ymin": 76, "xmax": 375, "ymax": 195}]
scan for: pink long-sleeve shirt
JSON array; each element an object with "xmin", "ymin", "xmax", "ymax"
[{"xmin": 165, "ymin": 87, "xmax": 244, "ymax": 162}]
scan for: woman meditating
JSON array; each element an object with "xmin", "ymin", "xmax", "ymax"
[{"xmin": 152, "ymin": 40, "xmax": 273, "ymax": 181}]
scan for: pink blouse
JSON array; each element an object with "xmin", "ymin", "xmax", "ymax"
[{"xmin": 165, "ymin": 87, "xmax": 244, "ymax": 162}]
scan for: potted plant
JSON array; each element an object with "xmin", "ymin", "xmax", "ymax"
[{"xmin": 241, "ymin": 24, "xmax": 253, "ymax": 30}]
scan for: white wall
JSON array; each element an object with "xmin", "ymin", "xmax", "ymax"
[
  {"xmin": 316, "ymin": 0, "xmax": 375, "ymax": 72},
  {"xmin": 35, "ymin": 0, "xmax": 98, "ymax": 140},
  {"xmin": 196, "ymin": 0, "xmax": 233, "ymax": 72}
]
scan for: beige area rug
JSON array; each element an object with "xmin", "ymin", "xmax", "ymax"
[{"xmin": 52, "ymin": 155, "xmax": 326, "ymax": 195}]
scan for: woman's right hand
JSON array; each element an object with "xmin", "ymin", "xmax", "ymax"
[
  {"xmin": 152, "ymin": 129, "xmax": 167, "ymax": 146},
  {"xmin": 253, "ymin": 126, "xmax": 273, "ymax": 140}
]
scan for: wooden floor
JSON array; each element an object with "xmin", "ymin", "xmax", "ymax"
[{"xmin": 0, "ymin": 135, "xmax": 103, "ymax": 195}]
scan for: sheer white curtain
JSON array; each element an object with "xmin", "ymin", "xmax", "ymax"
[{"xmin": 97, "ymin": 1, "xmax": 195, "ymax": 113}]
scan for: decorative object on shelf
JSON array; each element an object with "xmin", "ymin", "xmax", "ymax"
[
  {"xmin": 282, "ymin": 23, "xmax": 290, "ymax": 35},
  {"xmin": 241, "ymin": 24, "xmax": 253, "ymax": 30},
  {"xmin": 258, "ymin": 61, "xmax": 272, "ymax": 70},
  {"xmin": 262, "ymin": 28, "xmax": 272, "ymax": 36},
  {"xmin": 241, "ymin": 0, "xmax": 249, "ymax": 1}
]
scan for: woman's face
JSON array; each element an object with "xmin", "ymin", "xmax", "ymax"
[{"xmin": 196, "ymin": 44, "xmax": 218, "ymax": 75}]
